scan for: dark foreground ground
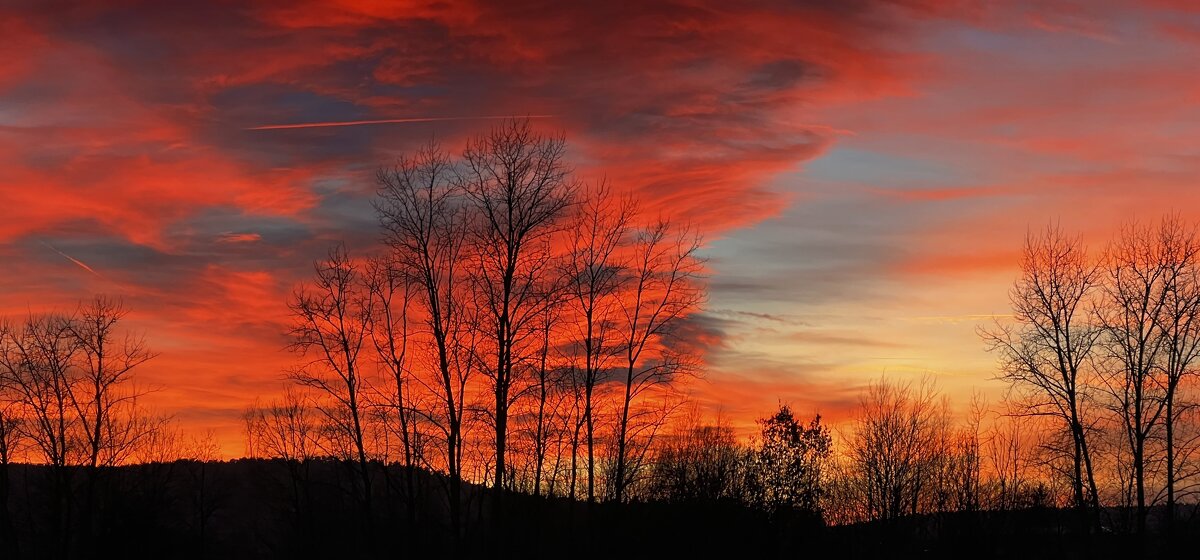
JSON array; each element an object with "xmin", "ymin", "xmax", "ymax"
[{"xmin": 0, "ymin": 459, "xmax": 1194, "ymax": 559}]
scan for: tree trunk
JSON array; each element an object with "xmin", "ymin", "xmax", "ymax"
[
  {"xmin": 1166, "ymin": 393, "xmax": 1176, "ymax": 532},
  {"xmin": 614, "ymin": 363, "xmax": 634, "ymax": 503}
]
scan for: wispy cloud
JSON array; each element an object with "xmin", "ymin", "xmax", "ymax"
[
  {"xmin": 40, "ymin": 241, "xmax": 101, "ymax": 277},
  {"xmin": 246, "ymin": 115, "xmax": 556, "ymax": 131},
  {"xmin": 903, "ymin": 314, "xmax": 1013, "ymax": 324},
  {"xmin": 217, "ymin": 232, "xmax": 263, "ymax": 243}
]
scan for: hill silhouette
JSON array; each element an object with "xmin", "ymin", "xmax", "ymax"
[{"xmin": 0, "ymin": 458, "xmax": 1194, "ymax": 559}]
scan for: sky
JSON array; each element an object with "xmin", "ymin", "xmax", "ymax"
[{"xmin": 3, "ymin": 0, "xmax": 1200, "ymax": 455}]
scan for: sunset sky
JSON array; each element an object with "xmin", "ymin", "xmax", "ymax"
[{"xmin": 3, "ymin": 0, "xmax": 1200, "ymax": 455}]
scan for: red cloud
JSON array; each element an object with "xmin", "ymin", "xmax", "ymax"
[{"xmin": 11, "ymin": 0, "xmax": 1161, "ymax": 454}]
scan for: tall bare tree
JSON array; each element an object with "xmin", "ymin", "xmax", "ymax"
[
  {"xmin": 458, "ymin": 119, "xmax": 576, "ymax": 494},
  {"xmin": 68, "ymin": 296, "xmax": 155, "ymax": 470},
  {"xmin": 364, "ymin": 255, "xmax": 422, "ymax": 523},
  {"xmin": 1094, "ymin": 218, "xmax": 1178, "ymax": 532},
  {"xmin": 561, "ymin": 184, "xmax": 633, "ymax": 502},
  {"xmin": 0, "ymin": 315, "xmax": 79, "ymax": 469},
  {"xmin": 0, "ymin": 314, "xmax": 80, "ymax": 555},
  {"xmin": 62, "ymin": 296, "xmax": 156, "ymax": 546},
  {"xmin": 612, "ymin": 219, "xmax": 704, "ymax": 503},
  {"xmin": 981, "ymin": 224, "xmax": 1102, "ymax": 524},
  {"xmin": 1149, "ymin": 216, "xmax": 1200, "ymax": 528},
  {"xmin": 376, "ymin": 142, "xmax": 473, "ymax": 541},
  {"xmin": 565, "ymin": 363, "xmax": 589, "ymax": 500},
  {"xmin": 288, "ymin": 244, "xmax": 374, "ymax": 519},
  {"xmin": 527, "ymin": 303, "xmax": 560, "ymax": 497}
]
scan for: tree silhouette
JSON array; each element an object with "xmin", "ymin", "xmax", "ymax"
[
  {"xmin": 69, "ymin": 296, "xmax": 155, "ymax": 470},
  {"xmin": 648, "ymin": 410, "xmax": 747, "ymax": 504},
  {"xmin": 0, "ymin": 300, "xmax": 160, "ymax": 556},
  {"xmin": 612, "ymin": 218, "xmax": 704, "ymax": 503},
  {"xmin": 458, "ymin": 119, "xmax": 576, "ymax": 496},
  {"xmin": 364, "ymin": 254, "xmax": 422, "ymax": 525},
  {"xmin": 287, "ymin": 244, "xmax": 375, "ymax": 529},
  {"xmin": 376, "ymin": 141, "xmax": 474, "ymax": 544},
  {"xmin": 0, "ymin": 313, "xmax": 81, "ymax": 555},
  {"xmin": 525, "ymin": 302, "xmax": 562, "ymax": 497},
  {"xmin": 981, "ymin": 224, "xmax": 1102, "ymax": 526},
  {"xmin": 0, "ymin": 402, "xmax": 20, "ymax": 557},
  {"xmin": 560, "ymin": 183, "xmax": 633, "ymax": 502},
  {"xmin": 844, "ymin": 376, "xmax": 947, "ymax": 522},
  {"xmin": 750, "ymin": 405, "xmax": 831, "ymax": 516},
  {"xmin": 1146, "ymin": 216, "xmax": 1200, "ymax": 530},
  {"xmin": 1094, "ymin": 218, "xmax": 1179, "ymax": 533}
]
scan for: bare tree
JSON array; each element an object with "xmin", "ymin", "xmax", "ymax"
[
  {"xmin": 376, "ymin": 142, "xmax": 473, "ymax": 541},
  {"xmin": 845, "ymin": 376, "xmax": 946, "ymax": 522},
  {"xmin": 0, "ymin": 402, "xmax": 21, "ymax": 557},
  {"xmin": 561, "ymin": 184, "xmax": 633, "ymax": 501},
  {"xmin": 364, "ymin": 255, "xmax": 423, "ymax": 524},
  {"xmin": 1151, "ymin": 216, "xmax": 1200, "ymax": 528},
  {"xmin": 648, "ymin": 409, "xmax": 748, "ymax": 504},
  {"xmin": 526, "ymin": 303, "xmax": 562, "ymax": 497},
  {"xmin": 540, "ymin": 391, "xmax": 573, "ymax": 498},
  {"xmin": 245, "ymin": 388, "xmax": 319, "ymax": 464},
  {"xmin": 612, "ymin": 219, "xmax": 704, "ymax": 503},
  {"xmin": 68, "ymin": 296, "xmax": 156, "ymax": 470},
  {"xmin": 288, "ymin": 244, "xmax": 375, "ymax": 519},
  {"xmin": 0, "ymin": 313, "xmax": 80, "ymax": 555},
  {"xmin": 65, "ymin": 295, "xmax": 156, "ymax": 546},
  {"xmin": 0, "ymin": 302, "xmax": 160, "ymax": 555},
  {"xmin": 244, "ymin": 388, "xmax": 320, "ymax": 537},
  {"xmin": 0, "ymin": 403, "xmax": 18, "ymax": 473},
  {"xmin": 944, "ymin": 393, "xmax": 986, "ymax": 513},
  {"xmin": 986, "ymin": 403, "xmax": 1031, "ymax": 510},
  {"xmin": 457, "ymin": 119, "xmax": 577, "ymax": 494},
  {"xmin": 0, "ymin": 315, "xmax": 79, "ymax": 468},
  {"xmin": 981, "ymin": 224, "xmax": 1102, "ymax": 524},
  {"xmin": 1093, "ymin": 218, "xmax": 1178, "ymax": 532},
  {"xmin": 564, "ymin": 364, "xmax": 590, "ymax": 500}
]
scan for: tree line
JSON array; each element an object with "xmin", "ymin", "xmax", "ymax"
[
  {"xmin": 241, "ymin": 120, "xmax": 1200, "ymax": 549},
  {"xmin": 0, "ymin": 296, "xmax": 227, "ymax": 557},
  {"xmin": 245, "ymin": 124, "xmax": 1200, "ymax": 549}
]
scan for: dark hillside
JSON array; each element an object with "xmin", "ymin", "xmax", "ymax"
[{"xmin": 0, "ymin": 460, "xmax": 1193, "ymax": 559}]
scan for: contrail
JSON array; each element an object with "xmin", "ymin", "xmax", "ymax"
[
  {"xmin": 246, "ymin": 114, "xmax": 556, "ymax": 131},
  {"xmin": 40, "ymin": 241, "xmax": 101, "ymax": 276}
]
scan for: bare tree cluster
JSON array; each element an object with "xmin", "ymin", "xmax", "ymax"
[
  {"xmin": 645, "ymin": 410, "xmax": 750, "ymax": 505},
  {"xmin": 828, "ymin": 377, "xmax": 962, "ymax": 523},
  {"xmin": 249, "ymin": 119, "xmax": 707, "ymax": 546},
  {"xmin": 0, "ymin": 296, "xmax": 158, "ymax": 555},
  {"xmin": 244, "ymin": 124, "xmax": 1200, "ymax": 548},
  {"xmin": 983, "ymin": 217, "xmax": 1200, "ymax": 533}
]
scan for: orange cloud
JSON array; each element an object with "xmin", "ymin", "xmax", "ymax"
[{"xmin": 8, "ymin": 0, "xmax": 1199, "ymax": 455}]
